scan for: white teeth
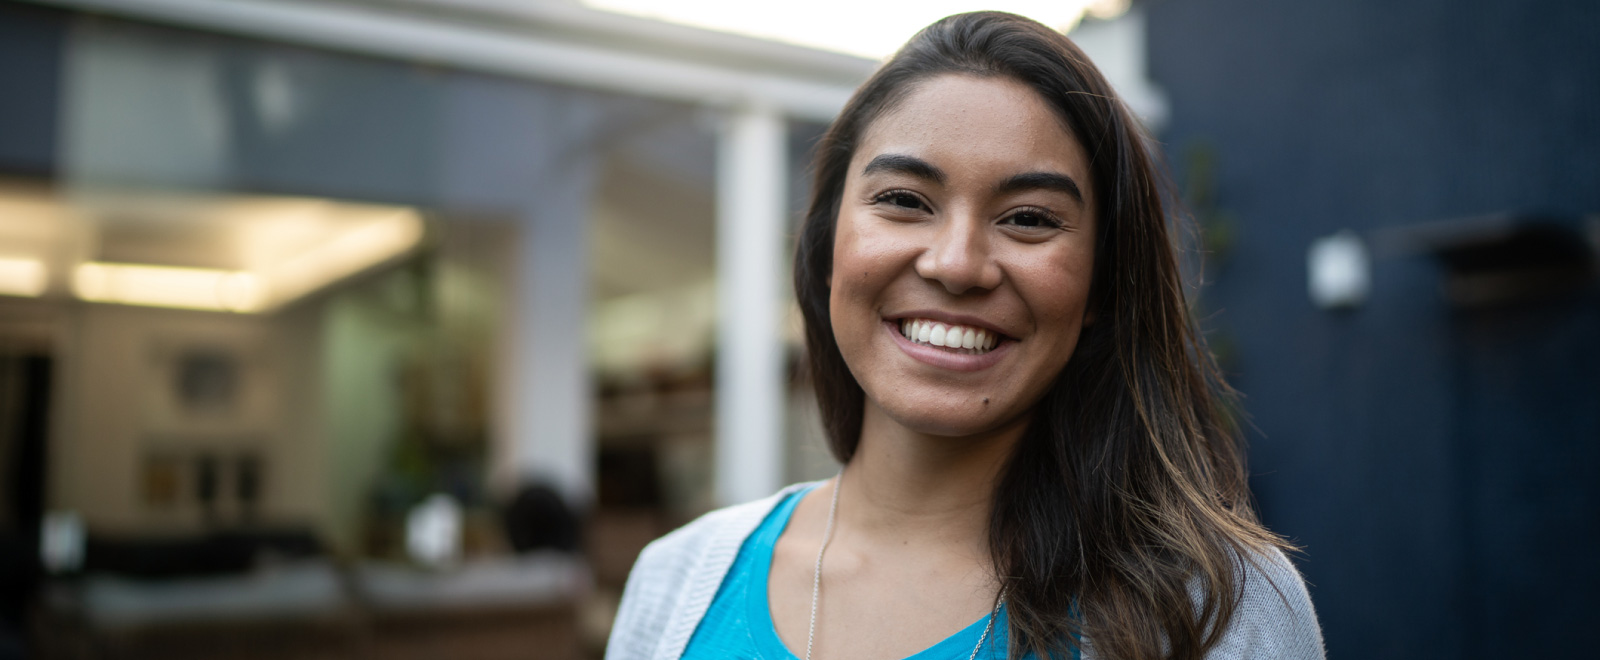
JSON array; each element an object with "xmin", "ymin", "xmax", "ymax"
[{"xmin": 897, "ymin": 317, "xmax": 1001, "ymax": 353}]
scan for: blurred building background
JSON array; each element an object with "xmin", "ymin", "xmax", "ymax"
[
  {"xmin": 0, "ymin": 0, "xmax": 870, "ymax": 657},
  {"xmin": 0, "ymin": 0, "xmax": 1594, "ymax": 659},
  {"xmin": 1145, "ymin": 1, "xmax": 1600, "ymax": 658}
]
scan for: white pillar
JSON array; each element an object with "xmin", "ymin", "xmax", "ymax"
[
  {"xmin": 498, "ymin": 163, "xmax": 597, "ymax": 508},
  {"xmin": 715, "ymin": 105, "xmax": 788, "ymax": 506},
  {"xmin": 439, "ymin": 80, "xmax": 603, "ymax": 512}
]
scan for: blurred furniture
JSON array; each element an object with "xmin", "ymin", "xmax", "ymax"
[
  {"xmin": 33, "ymin": 560, "xmax": 358, "ymax": 660},
  {"xmin": 503, "ymin": 484, "xmax": 581, "ymax": 555},
  {"xmin": 81, "ymin": 530, "xmax": 323, "ymax": 580},
  {"xmin": 353, "ymin": 554, "xmax": 586, "ymax": 660},
  {"xmin": 32, "ymin": 530, "xmax": 588, "ymax": 660}
]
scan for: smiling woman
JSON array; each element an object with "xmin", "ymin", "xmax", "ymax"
[
  {"xmin": 608, "ymin": 12, "xmax": 1324, "ymax": 660},
  {"xmin": 829, "ymin": 74, "xmax": 1097, "ymax": 442}
]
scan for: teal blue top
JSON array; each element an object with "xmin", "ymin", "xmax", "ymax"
[{"xmin": 680, "ymin": 485, "xmax": 1070, "ymax": 660}]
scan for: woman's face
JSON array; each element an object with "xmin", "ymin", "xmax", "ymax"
[{"xmin": 829, "ymin": 73, "xmax": 1097, "ymax": 439}]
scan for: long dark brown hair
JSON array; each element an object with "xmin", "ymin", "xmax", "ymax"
[{"xmin": 793, "ymin": 12, "xmax": 1288, "ymax": 660}]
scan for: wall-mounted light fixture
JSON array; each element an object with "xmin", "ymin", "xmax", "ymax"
[
  {"xmin": 0, "ymin": 257, "xmax": 47, "ymax": 297},
  {"xmin": 1308, "ymin": 230, "xmax": 1371, "ymax": 310}
]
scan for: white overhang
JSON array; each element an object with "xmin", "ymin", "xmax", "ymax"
[{"xmin": 24, "ymin": 0, "xmax": 878, "ymax": 122}]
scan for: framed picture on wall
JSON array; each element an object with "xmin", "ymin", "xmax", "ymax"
[
  {"xmin": 140, "ymin": 333, "xmax": 277, "ymax": 524},
  {"xmin": 144, "ymin": 336, "xmax": 275, "ymax": 432}
]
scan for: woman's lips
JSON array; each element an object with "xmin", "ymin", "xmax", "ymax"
[{"xmin": 883, "ymin": 319, "xmax": 1011, "ymax": 372}]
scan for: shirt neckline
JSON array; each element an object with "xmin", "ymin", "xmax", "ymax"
[{"xmin": 744, "ymin": 485, "xmax": 1006, "ymax": 660}]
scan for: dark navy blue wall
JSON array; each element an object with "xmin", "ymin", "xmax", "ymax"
[
  {"xmin": 0, "ymin": 4, "xmax": 66, "ymax": 177},
  {"xmin": 1145, "ymin": 1, "xmax": 1600, "ymax": 657}
]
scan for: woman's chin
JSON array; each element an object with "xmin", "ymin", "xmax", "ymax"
[{"xmin": 870, "ymin": 397, "xmax": 1032, "ymax": 441}]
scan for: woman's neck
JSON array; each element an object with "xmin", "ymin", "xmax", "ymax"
[
  {"xmin": 836, "ymin": 401, "xmax": 1030, "ymax": 553},
  {"xmin": 764, "ymin": 400, "xmax": 1029, "ymax": 659}
]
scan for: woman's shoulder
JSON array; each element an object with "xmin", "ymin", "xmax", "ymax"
[
  {"xmin": 605, "ymin": 481, "xmax": 820, "ymax": 660},
  {"xmin": 1074, "ymin": 547, "xmax": 1324, "ymax": 660},
  {"xmin": 633, "ymin": 480, "xmax": 818, "ymax": 574},
  {"xmin": 1204, "ymin": 546, "xmax": 1326, "ymax": 660}
]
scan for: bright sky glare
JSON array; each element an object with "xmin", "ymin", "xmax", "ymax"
[{"xmin": 583, "ymin": 0, "xmax": 1130, "ymax": 61}]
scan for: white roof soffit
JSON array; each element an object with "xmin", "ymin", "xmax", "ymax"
[{"xmin": 26, "ymin": 0, "xmax": 878, "ymax": 122}]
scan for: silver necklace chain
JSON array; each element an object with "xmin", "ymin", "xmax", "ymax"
[{"xmin": 805, "ymin": 473, "xmax": 1006, "ymax": 660}]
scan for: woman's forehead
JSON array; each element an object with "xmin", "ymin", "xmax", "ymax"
[{"xmin": 850, "ymin": 74, "xmax": 1091, "ymax": 194}]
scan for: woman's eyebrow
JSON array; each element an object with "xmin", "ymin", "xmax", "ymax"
[
  {"xmin": 995, "ymin": 171, "xmax": 1084, "ymax": 205},
  {"xmin": 862, "ymin": 153, "xmax": 946, "ymax": 184}
]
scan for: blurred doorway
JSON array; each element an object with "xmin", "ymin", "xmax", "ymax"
[{"xmin": 0, "ymin": 346, "xmax": 52, "ymax": 644}]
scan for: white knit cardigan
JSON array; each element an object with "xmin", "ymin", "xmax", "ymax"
[{"xmin": 604, "ymin": 482, "xmax": 1325, "ymax": 660}]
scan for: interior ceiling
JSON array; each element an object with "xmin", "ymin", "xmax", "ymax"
[
  {"xmin": 81, "ymin": 192, "xmax": 416, "ymax": 271},
  {"xmin": 0, "ymin": 179, "xmax": 422, "ymax": 310},
  {"xmin": 0, "ymin": 182, "xmax": 404, "ymax": 260}
]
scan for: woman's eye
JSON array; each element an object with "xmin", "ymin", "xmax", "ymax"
[
  {"xmin": 1002, "ymin": 210, "xmax": 1062, "ymax": 229},
  {"xmin": 875, "ymin": 191, "xmax": 925, "ymax": 210}
]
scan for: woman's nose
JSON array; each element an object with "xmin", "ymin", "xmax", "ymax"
[{"xmin": 914, "ymin": 213, "xmax": 1002, "ymax": 295}]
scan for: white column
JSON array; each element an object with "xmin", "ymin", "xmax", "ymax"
[
  {"xmin": 715, "ymin": 105, "xmax": 788, "ymax": 506},
  {"xmin": 439, "ymin": 79, "xmax": 602, "ymax": 512},
  {"xmin": 498, "ymin": 163, "xmax": 597, "ymax": 508}
]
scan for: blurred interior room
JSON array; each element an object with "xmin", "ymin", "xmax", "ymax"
[
  {"xmin": 1, "ymin": 0, "xmax": 1597, "ymax": 659},
  {"xmin": 0, "ymin": 0, "xmax": 871, "ymax": 657}
]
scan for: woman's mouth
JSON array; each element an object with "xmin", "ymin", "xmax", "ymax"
[{"xmin": 898, "ymin": 318, "xmax": 1000, "ymax": 354}]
